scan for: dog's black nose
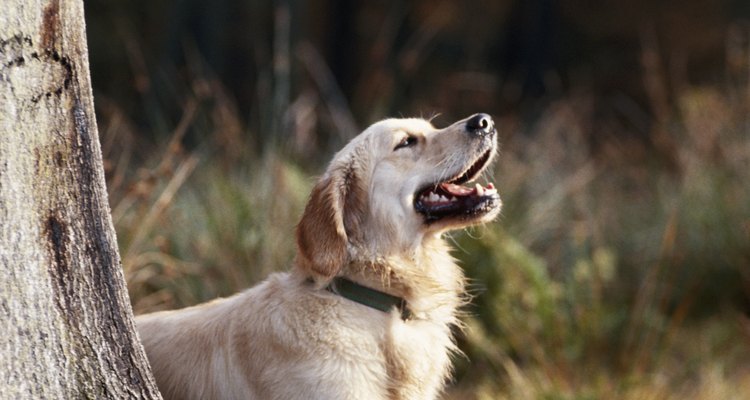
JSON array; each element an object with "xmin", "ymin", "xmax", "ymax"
[{"xmin": 466, "ymin": 113, "xmax": 494, "ymax": 136}]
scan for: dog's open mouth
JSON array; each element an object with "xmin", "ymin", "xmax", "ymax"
[{"xmin": 414, "ymin": 148, "xmax": 500, "ymax": 222}]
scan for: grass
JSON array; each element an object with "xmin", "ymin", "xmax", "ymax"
[
  {"xmin": 448, "ymin": 88, "xmax": 750, "ymax": 398},
  {"xmin": 103, "ymin": 68, "xmax": 750, "ymax": 398}
]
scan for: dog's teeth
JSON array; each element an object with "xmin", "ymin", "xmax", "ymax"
[
  {"xmin": 428, "ymin": 193, "xmax": 440, "ymax": 202},
  {"xmin": 438, "ymin": 195, "xmax": 449, "ymax": 202},
  {"xmin": 475, "ymin": 183, "xmax": 484, "ymax": 196},
  {"xmin": 449, "ymin": 196, "xmax": 456, "ymax": 202},
  {"xmin": 483, "ymin": 182, "xmax": 497, "ymax": 195}
]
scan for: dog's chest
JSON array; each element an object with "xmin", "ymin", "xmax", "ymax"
[{"xmin": 383, "ymin": 317, "xmax": 454, "ymax": 400}]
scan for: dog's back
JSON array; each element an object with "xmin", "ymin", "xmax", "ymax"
[{"xmin": 137, "ymin": 272, "xmax": 397, "ymax": 399}]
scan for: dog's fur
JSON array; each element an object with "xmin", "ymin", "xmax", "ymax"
[{"xmin": 136, "ymin": 115, "xmax": 501, "ymax": 399}]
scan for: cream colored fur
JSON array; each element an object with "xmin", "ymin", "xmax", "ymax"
[{"xmin": 136, "ymin": 115, "xmax": 501, "ymax": 400}]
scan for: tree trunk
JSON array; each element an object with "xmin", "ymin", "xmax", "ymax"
[{"xmin": 0, "ymin": 1, "xmax": 162, "ymax": 398}]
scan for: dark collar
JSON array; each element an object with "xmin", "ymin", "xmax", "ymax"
[{"xmin": 326, "ymin": 277, "xmax": 412, "ymax": 320}]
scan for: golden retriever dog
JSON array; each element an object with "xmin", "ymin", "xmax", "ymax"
[{"xmin": 136, "ymin": 113, "xmax": 502, "ymax": 400}]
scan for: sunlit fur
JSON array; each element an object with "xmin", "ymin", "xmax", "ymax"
[{"xmin": 136, "ymin": 115, "xmax": 501, "ymax": 400}]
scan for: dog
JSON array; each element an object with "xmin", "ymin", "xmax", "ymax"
[{"xmin": 136, "ymin": 113, "xmax": 502, "ymax": 400}]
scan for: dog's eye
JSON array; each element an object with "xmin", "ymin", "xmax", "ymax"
[{"xmin": 394, "ymin": 135, "xmax": 418, "ymax": 150}]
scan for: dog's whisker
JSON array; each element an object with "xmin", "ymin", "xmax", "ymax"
[{"xmin": 444, "ymin": 232, "xmax": 470, "ymax": 255}]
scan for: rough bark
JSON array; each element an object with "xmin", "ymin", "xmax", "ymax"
[{"xmin": 0, "ymin": 1, "xmax": 162, "ymax": 398}]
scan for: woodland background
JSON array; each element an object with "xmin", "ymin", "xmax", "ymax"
[{"xmin": 84, "ymin": 0, "xmax": 750, "ymax": 398}]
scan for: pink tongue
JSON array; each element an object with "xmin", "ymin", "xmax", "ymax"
[{"xmin": 440, "ymin": 182, "xmax": 474, "ymax": 196}]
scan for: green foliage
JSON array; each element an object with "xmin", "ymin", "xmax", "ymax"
[{"xmin": 445, "ymin": 88, "xmax": 750, "ymax": 398}]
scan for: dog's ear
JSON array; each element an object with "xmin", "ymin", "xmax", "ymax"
[{"xmin": 295, "ymin": 162, "xmax": 366, "ymax": 279}]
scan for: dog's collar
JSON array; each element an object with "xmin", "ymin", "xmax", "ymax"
[{"xmin": 326, "ymin": 277, "xmax": 412, "ymax": 320}]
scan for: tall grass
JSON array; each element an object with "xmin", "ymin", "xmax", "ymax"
[
  {"xmin": 103, "ymin": 54, "xmax": 750, "ymax": 400},
  {"xmin": 448, "ymin": 88, "xmax": 750, "ymax": 398},
  {"xmin": 100, "ymin": 78, "xmax": 313, "ymax": 311}
]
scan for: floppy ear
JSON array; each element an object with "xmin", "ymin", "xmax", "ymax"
[{"xmin": 295, "ymin": 162, "xmax": 366, "ymax": 279}]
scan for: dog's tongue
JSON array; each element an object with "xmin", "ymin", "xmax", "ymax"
[
  {"xmin": 440, "ymin": 182, "xmax": 473, "ymax": 196},
  {"xmin": 440, "ymin": 182, "xmax": 496, "ymax": 197}
]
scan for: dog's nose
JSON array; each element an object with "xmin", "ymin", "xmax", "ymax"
[{"xmin": 465, "ymin": 113, "xmax": 494, "ymax": 136}]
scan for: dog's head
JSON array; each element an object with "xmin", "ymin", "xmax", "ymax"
[{"xmin": 296, "ymin": 114, "xmax": 501, "ymax": 278}]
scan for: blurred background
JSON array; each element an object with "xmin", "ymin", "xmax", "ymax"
[{"xmin": 85, "ymin": 0, "xmax": 750, "ymax": 398}]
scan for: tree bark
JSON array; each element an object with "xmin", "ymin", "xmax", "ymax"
[{"xmin": 0, "ymin": 1, "xmax": 162, "ymax": 398}]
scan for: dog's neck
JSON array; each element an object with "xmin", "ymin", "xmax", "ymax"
[{"xmin": 326, "ymin": 236, "xmax": 466, "ymax": 322}]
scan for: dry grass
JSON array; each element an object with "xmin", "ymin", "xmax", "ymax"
[{"xmin": 444, "ymin": 87, "xmax": 750, "ymax": 399}]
